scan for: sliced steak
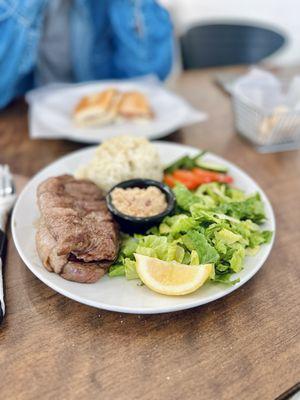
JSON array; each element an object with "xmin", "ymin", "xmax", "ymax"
[{"xmin": 36, "ymin": 175, "xmax": 119, "ymax": 283}]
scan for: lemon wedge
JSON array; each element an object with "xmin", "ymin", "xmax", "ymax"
[{"xmin": 134, "ymin": 254, "xmax": 213, "ymax": 296}]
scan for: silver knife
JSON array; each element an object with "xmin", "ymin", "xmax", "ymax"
[{"xmin": 0, "ymin": 165, "xmax": 16, "ymax": 323}]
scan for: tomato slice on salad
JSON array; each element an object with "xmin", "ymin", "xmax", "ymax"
[
  {"xmin": 164, "ymin": 167, "xmax": 233, "ymax": 190},
  {"xmin": 192, "ymin": 168, "xmax": 233, "ymax": 184}
]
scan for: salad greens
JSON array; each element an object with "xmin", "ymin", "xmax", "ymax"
[
  {"xmin": 164, "ymin": 152, "xmax": 206, "ymax": 174},
  {"xmin": 163, "ymin": 151, "xmax": 229, "ymax": 174},
  {"xmin": 109, "ymin": 182, "xmax": 272, "ymax": 285}
]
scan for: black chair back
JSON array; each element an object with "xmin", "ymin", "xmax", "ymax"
[{"xmin": 180, "ymin": 23, "xmax": 286, "ymax": 70}]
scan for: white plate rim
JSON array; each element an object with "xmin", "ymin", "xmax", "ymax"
[{"xmin": 11, "ymin": 142, "xmax": 275, "ymax": 314}]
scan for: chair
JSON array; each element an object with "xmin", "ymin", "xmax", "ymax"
[{"xmin": 180, "ymin": 23, "xmax": 286, "ymax": 70}]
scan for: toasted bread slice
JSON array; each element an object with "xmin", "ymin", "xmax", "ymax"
[
  {"xmin": 73, "ymin": 88, "xmax": 121, "ymax": 126},
  {"xmin": 118, "ymin": 91, "xmax": 153, "ymax": 120}
]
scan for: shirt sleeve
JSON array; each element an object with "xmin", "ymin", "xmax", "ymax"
[
  {"xmin": 0, "ymin": 1, "xmax": 46, "ymax": 109},
  {"xmin": 108, "ymin": 0, "xmax": 174, "ymax": 80}
]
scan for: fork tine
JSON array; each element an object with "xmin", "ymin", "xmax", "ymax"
[
  {"xmin": 4, "ymin": 165, "xmax": 10, "ymax": 196},
  {"xmin": 0, "ymin": 165, "xmax": 14, "ymax": 197},
  {"xmin": 4, "ymin": 165, "xmax": 13, "ymax": 196},
  {"xmin": 0, "ymin": 165, "xmax": 4, "ymax": 197}
]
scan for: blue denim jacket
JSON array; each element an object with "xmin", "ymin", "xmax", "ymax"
[{"xmin": 0, "ymin": 0, "xmax": 173, "ymax": 108}]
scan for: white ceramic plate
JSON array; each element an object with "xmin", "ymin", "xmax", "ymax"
[
  {"xmin": 12, "ymin": 142, "xmax": 275, "ymax": 314},
  {"xmin": 29, "ymin": 80, "xmax": 204, "ymax": 143}
]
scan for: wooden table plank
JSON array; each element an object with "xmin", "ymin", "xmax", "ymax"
[{"xmin": 0, "ymin": 66, "xmax": 299, "ymax": 400}]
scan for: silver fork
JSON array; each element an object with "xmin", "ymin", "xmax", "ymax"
[{"xmin": 0, "ymin": 165, "xmax": 16, "ymax": 323}]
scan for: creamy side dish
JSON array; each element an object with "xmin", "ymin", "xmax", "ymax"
[
  {"xmin": 111, "ymin": 186, "xmax": 167, "ymax": 218},
  {"xmin": 75, "ymin": 135, "xmax": 163, "ymax": 192}
]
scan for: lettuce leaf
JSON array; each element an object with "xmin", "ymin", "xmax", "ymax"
[
  {"xmin": 121, "ymin": 235, "xmax": 138, "ymax": 257},
  {"xmin": 124, "ymin": 258, "xmax": 139, "ymax": 280},
  {"xmin": 212, "ymin": 273, "xmax": 240, "ymax": 285},
  {"xmin": 249, "ymin": 230, "xmax": 273, "ymax": 247},
  {"xmin": 229, "ymin": 245, "xmax": 245, "ymax": 272},
  {"xmin": 217, "ymin": 194, "xmax": 266, "ymax": 223},
  {"xmin": 182, "ymin": 230, "xmax": 219, "ymax": 264},
  {"xmin": 160, "ymin": 214, "xmax": 198, "ymax": 234},
  {"xmin": 135, "ymin": 235, "xmax": 187, "ymax": 264},
  {"xmin": 109, "ymin": 264, "xmax": 125, "ymax": 277},
  {"xmin": 214, "ymin": 228, "xmax": 243, "ymax": 245},
  {"xmin": 166, "ymin": 243, "xmax": 185, "ymax": 263},
  {"xmin": 137, "ymin": 235, "xmax": 168, "ymax": 259},
  {"xmin": 173, "ymin": 184, "xmax": 200, "ymax": 211},
  {"xmin": 190, "ymin": 250, "xmax": 200, "ymax": 265}
]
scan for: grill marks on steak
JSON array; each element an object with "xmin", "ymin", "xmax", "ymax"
[{"xmin": 36, "ymin": 175, "xmax": 119, "ymax": 283}]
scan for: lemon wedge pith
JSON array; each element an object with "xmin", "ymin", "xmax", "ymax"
[{"xmin": 134, "ymin": 254, "xmax": 213, "ymax": 296}]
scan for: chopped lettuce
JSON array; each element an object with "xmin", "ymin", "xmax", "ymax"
[
  {"xmin": 124, "ymin": 258, "xmax": 139, "ymax": 280},
  {"xmin": 136, "ymin": 235, "xmax": 168, "ymax": 260},
  {"xmin": 182, "ymin": 231, "xmax": 219, "ymax": 264},
  {"xmin": 172, "ymin": 184, "xmax": 200, "ymax": 211},
  {"xmin": 190, "ymin": 250, "xmax": 200, "ymax": 265},
  {"xmin": 217, "ymin": 194, "xmax": 266, "ymax": 223},
  {"xmin": 109, "ymin": 181, "xmax": 272, "ymax": 285},
  {"xmin": 121, "ymin": 236, "xmax": 138, "ymax": 257},
  {"xmin": 214, "ymin": 228, "xmax": 243, "ymax": 245},
  {"xmin": 109, "ymin": 264, "xmax": 125, "ymax": 277},
  {"xmin": 166, "ymin": 243, "xmax": 185, "ymax": 263},
  {"xmin": 160, "ymin": 214, "xmax": 198, "ymax": 234},
  {"xmin": 229, "ymin": 245, "xmax": 245, "ymax": 272},
  {"xmin": 212, "ymin": 273, "xmax": 240, "ymax": 285}
]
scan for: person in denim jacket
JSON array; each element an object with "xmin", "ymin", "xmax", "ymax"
[{"xmin": 0, "ymin": 0, "xmax": 173, "ymax": 108}]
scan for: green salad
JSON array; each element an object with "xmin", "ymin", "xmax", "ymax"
[{"xmin": 109, "ymin": 181, "xmax": 272, "ymax": 285}]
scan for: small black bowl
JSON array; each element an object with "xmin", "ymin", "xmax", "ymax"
[{"xmin": 106, "ymin": 179, "xmax": 175, "ymax": 234}]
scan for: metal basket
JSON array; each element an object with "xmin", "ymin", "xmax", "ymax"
[{"xmin": 233, "ymin": 93, "xmax": 300, "ymax": 152}]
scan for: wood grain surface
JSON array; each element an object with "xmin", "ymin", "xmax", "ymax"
[{"xmin": 0, "ymin": 66, "xmax": 299, "ymax": 400}]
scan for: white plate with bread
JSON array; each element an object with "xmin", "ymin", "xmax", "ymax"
[{"xmin": 28, "ymin": 79, "xmax": 205, "ymax": 143}]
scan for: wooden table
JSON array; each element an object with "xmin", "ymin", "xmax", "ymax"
[{"xmin": 0, "ymin": 66, "xmax": 299, "ymax": 400}]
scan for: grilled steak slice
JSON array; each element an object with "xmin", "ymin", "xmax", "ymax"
[{"xmin": 36, "ymin": 175, "xmax": 119, "ymax": 283}]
